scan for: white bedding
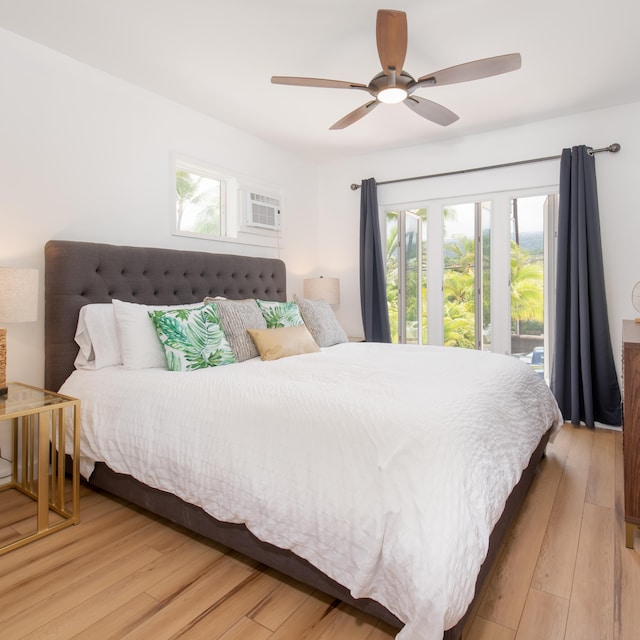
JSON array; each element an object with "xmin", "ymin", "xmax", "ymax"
[{"xmin": 60, "ymin": 342, "xmax": 563, "ymax": 640}]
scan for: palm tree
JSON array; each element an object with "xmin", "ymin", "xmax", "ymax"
[
  {"xmin": 385, "ymin": 209, "xmax": 427, "ymax": 344},
  {"xmin": 176, "ymin": 170, "xmax": 221, "ymax": 235},
  {"xmin": 384, "ymin": 207, "xmax": 545, "ymax": 349},
  {"xmin": 443, "ymin": 301, "xmax": 476, "ymax": 348},
  {"xmin": 444, "ymin": 235, "xmax": 475, "ymax": 273},
  {"xmin": 385, "ymin": 213, "xmax": 399, "ymax": 342},
  {"xmin": 510, "ymin": 241, "xmax": 544, "ymax": 323},
  {"xmin": 443, "ymin": 235, "xmax": 476, "ymax": 347},
  {"xmin": 176, "ymin": 170, "xmax": 204, "ymax": 230}
]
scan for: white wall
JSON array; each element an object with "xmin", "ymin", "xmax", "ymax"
[
  {"xmin": 3, "ymin": 23, "xmax": 639, "ymax": 395},
  {"xmin": 0, "ymin": 28, "xmax": 319, "ymax": 388},
  {"xmin": 318, "ymin": 101, "xmax": 640, "ymax": 378}
]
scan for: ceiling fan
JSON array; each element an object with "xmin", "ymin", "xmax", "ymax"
[{"xmin": 271, "ymin": 9, "xmax": 521, "ymax": 130}]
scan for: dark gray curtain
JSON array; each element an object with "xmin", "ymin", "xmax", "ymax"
[
  {"xmin": 359, "ymin": 178, "xmax": 391, "ymax": 342},
  {"xmin": 551, "ymin": 145, "xmax": 621, "ymax": 427}
]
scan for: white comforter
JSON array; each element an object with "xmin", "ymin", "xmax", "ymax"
[{"xmin": 60, "ymin": 342, "xmax": 563, "ymax": 640}]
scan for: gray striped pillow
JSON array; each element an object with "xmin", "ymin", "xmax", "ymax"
[
  {"xmin": 293, "ymin": 294, "xmax": 348, "ymax": 348},
  {"xmin": 205, "ymin": 298, "xmax": 267, "ymax": 362}
]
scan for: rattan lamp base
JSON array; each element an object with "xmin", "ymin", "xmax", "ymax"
[{"xmin": 0, "ymin": 327, "xmax": 6, "ymax": 396}]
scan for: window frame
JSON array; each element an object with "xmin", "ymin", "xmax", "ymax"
[
  {"xmin": 172, "ymin": 155, "xmax": 238, "ymax": 242},
  {"xmin": 398, "ymin": 210, "xmax": 423, "ymax": 344},
  {"xmin": 170, "ymin": 153, "xmax": 283, "ymax": 249},
  {"xmin": 381, "ymin": 185, "xmax": 558, "ymax": 376}
]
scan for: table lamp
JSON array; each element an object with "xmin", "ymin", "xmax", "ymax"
[
  {"xmin": 0, "ymin": 268, "xmax": 39, "ymax": 396},
  {"xmin": 303, "ymin": 276, "xmax": 340, "ymax": 305}
]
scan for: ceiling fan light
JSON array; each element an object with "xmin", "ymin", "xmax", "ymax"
[{"xmin": 377, "ymin": 87, "xmax": 408, "ymax": 104}]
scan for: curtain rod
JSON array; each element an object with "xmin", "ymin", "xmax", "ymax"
[{"xmin": 349, "ymin": 143, "xmax": 621, "ymax": 190}]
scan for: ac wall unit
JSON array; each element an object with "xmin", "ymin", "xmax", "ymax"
[{"xmin": 245, "ymin": 191, "xmax": 281, "ymax": 230}]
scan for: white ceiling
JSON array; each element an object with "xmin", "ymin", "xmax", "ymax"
[{"xmin": 1, "ymin": 0, "xmax": 639, "ymax": 162}]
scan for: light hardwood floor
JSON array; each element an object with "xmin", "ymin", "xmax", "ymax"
[{"xmin": 0, "ymin": 423, "xmax": 638, "ymax": 639}]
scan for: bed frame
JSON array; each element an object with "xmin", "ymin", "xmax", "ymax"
[{"xmin": 44, "ymin": 239, "xmax": 551, "ymax": 639}]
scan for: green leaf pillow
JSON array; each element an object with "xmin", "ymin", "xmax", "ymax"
[
  {"xmin": 256, "ymin": 299, "xmax": 304, "ymax": 329},
  {"xmin": 149, "ymin": 305, "xmax": 236, "ymax": 371}
]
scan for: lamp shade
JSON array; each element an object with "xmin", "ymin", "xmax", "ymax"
[
  {"xmin": 303, "ymin": 276, "xmax": 340, "ymax": 305},
  {"xmin": 0, "ymin": 268, "xmax": 39, "ymax": 323},
  {"xmin": 0, "ymin": 267, "xmax": 38, "ymax": 395}
]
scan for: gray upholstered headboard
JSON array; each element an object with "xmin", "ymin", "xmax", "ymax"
[{"xmin": 44, "ymin": 240, "xmax": 286, "ymax": 392}]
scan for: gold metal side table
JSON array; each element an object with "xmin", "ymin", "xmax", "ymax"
[{"xmin": 0, "ymin": 382, "xmax": 80, "ymax": 555}]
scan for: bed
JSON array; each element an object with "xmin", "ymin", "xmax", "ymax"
[{"xmin": 44, "ymin": 239, "xmax": 563, "ymax": 640}]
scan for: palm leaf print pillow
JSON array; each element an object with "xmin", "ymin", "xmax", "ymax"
[
  {"xmin": 256, "ymin": 299, "xmax": 304, "ymax": 329},
  {"xmin": 149, "ymin": 305, "xmax": 236, "ymax": 371}
]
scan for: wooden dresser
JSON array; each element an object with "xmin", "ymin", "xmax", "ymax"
[{"xmin": 622, "ymin": 320, "xmax": 640, "ymax": 548}]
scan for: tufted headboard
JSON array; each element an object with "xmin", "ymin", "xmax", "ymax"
[{"xmin": 44, "ymin": 240, "xmax": 286, "ymax": 392}]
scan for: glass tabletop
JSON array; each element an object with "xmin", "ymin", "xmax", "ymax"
[{"xmin": 0, "ymin": 382, "xmax": 76, "ymax": 419}]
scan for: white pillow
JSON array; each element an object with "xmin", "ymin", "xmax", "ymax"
[
  {"xmin": 74, "ymin": 303, "xmax": 122, "ymax": 370},
  {"xmin": 112, "ymin": 299, "xmax": 203, "ymax": 369}
]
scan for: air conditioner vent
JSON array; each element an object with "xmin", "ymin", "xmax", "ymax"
[{"xmin": 245, "ymin": 191, "xmax": 281, "ymax": 230}]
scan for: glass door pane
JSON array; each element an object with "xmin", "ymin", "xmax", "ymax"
[
  {"xmin": 385, "ymin": 209, "xmax": 427, "ymax": 345},
  {"xmin": 510, "ymin": 195, "xmax": 545, "ymax": 376},
  {"xmin": 443, "ymin": 203, "xmax": 476, "ymax": 349},
  {"xmin": 404, "ymin": 212, "xmax": 421, "ymax": 344},
  {"xmin": 386, "ymin": 211, "xmax": 399, "ymax": 343},
  {"xmin": 481, "ymin": 203, "xmax": 491, "ymax": 350},
  {"xmin": 420, "ymin": 208, "xmax": 428, "ymax": 345}
]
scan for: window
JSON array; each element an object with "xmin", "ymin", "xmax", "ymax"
[
  {"xmin": 173, "ymin": 158, "xmax": 238, "ymax": 240},
  {"xmin": 384, "ymin": 189, "xmax": 557, "ymax": 380},
  {"xmin": 171, "ymin": 155, "xmax": 282, "ymax": 247}
]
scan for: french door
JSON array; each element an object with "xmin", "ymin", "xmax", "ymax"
[
  {"xmin": 385, "ymin": 189, "xmax": 558, "ymax": 379},
  {"xmin": 386, "ymin": 209, "xmax": 425, "ymax": 344}
]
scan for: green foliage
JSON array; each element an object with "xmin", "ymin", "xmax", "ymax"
[
  {"xmin": 385, "ymin": 212, "xmax": 400, "ymax": 343},
  {"xmin": 386, "ymin": 214, "xmax": 544, "ymax": 349},
  {"xmin": 385, "ymin": 209, "xmax": 427, "ymax": 344},
  {"xmin": 175, "ymin": 169, "xmax": 221, "ymax": 236},
  {"xmin": 443, "ymin": 302, "xmax": 476, "ymax": 348},
  {"xmin": 443, "ymin": 235, "xmax": 476, "ymax": 348},
  {"xmin": 176, "ymin": 170, "xmax": 203, "ymax": 230},
  {"xmin": 510, "ymin": 242, "xmax": 544, "ymax": 322},
  {"xmin": 149, "ymin": 306, "xmax": 236, "ymax": 371},
  {"xmin": 256, "ymin": 300, "xmax": 303, "ymax": 328}
]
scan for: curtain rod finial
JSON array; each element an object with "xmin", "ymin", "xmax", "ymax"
[
  {"xmin": 350, "ymin": 183, "xmax": 360, "ymax": 190},
  {"xmin": 610, "ymin": 143, "xmax": 621, "ymax": 153}
]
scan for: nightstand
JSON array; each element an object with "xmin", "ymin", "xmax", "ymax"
[{"xmin": 0, "ymin": 382, "xmax": 80, "ymax": 555}]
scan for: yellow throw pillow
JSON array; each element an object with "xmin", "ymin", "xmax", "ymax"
[{"xmin": 247, "ymin": 325, "xmax": 320, "ymax": 361}]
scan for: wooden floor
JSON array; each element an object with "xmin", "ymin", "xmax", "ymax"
[{"xmin": 0, "ymin": 423, "xmax": 638, "ymax": 639}]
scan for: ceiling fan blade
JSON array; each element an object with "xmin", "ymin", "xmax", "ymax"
[
  {"xmin": 404, "ymin": 95, "xmax": 459, "ymax": 127},
  {"xmin": 330, "ymin": 100, "xmax": 379, "ymax": 130},
  {"xmin": 376, "ymin": 9, "xmax": 407, "ymax": 75},
  {"xmin": 415, "ymin": 53, "xmax": 521, "ymax": 88},
  {"xmin": 271, "ymin": 76, "xmax": 368, "ymax": 91}
]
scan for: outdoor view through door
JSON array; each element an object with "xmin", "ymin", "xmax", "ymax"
[
  {"xmin": 386, "ymin": 209, "xmax": 426, "ymax": 345},
  {"xmin": 385, "ymin": 192, "xmax": 557, "ymax": 380}
]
